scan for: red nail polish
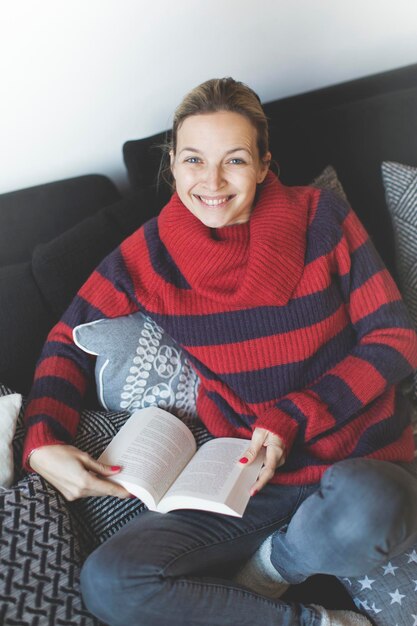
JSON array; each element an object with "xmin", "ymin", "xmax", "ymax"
[
  {"xmin": 239, "ymin": 457, "xmax": 248, "ymax": 464},
  {"xmin": 253, "ymin": 489, "xmax": 259, "ymax": 496},
  {"xmin": 128, "ymin": 494, "xmax": 136, "ymax": 498},
  {"xmin": 111, "ymin": 465, "xmax": 121, "ymax": 471}
]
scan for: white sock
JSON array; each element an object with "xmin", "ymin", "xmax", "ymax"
[
  {"xmin": 233, "ymin": 534, "xmax": 289, "ymax": 599},
  {"xmin": 312, "ymin": 605, "xmax": 372, "ymax": 626}
]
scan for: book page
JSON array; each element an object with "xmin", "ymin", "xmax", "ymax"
[
  {"xmin": 98, "ymin": 407, "xmax": 196, "ymax": 507},
  {"xmin": 158, "ymin": 438, "xmax": 265, "ymax": 516}
]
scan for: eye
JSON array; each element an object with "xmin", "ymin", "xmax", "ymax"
[
  {"xmin": 228, "ymin": 158, "xmax": 245, "ymax": 165},
  {"xmin": 184, "ymin": 156, "xmax": 202, "ymax": 164}
]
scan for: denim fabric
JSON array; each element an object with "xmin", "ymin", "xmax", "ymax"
[{"xmin": 80, "ymin": 481, "xmax": 321, "ymax": 626}]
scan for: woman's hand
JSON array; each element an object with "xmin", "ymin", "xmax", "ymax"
[
  {"xmin": 240, "ymin": 428, "xmax": 286, "ymax": 495},
  {"xmin": 28, "ymin": 445, "xmax": 132, "ymax": 501}
]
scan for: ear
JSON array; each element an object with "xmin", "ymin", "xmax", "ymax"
[
  {"xmin": 169, "ymin": 150, "xmax": 176, "ymax": 179},
  {"xmin": 257, "ymin": 151, "xmax": 272, "ymax": 184}
]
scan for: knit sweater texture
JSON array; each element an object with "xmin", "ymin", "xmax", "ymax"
[{"xmin": 23, "ymin": 172, "xmax": 417, "ymax": 484}]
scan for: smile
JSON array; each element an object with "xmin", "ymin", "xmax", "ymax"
[{"xmin": 194, "ymin": 195, "xmax": 234, "ymax": 207}]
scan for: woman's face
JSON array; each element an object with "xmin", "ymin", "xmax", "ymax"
[{"xmin": 170, "ymin": 111, "xmax": 271, "ymax": 228}]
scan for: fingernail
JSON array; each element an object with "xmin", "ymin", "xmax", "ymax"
[
  {"xmin": 239, "ymin": 457, "xmax": 248, "ymax": 464},
  {"xmin": 128, "ymin": 494, "xmax": 136, "ymax": 499},
  {"xmin": 111, "ymin": 465, "xmax": 122, "ymax": 471},
  {"xmin": 252, "ymin": 489, "xmax": 259, "ymax": 496}
]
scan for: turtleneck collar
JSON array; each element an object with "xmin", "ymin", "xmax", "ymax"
[{"xmin": 157, "ymin": 171, "xmax": 310, "ymax": 307}]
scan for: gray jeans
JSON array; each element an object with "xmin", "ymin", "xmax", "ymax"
[{"xmin": 80, "ymin": 459, "xmax": 417, "ymax": 626}]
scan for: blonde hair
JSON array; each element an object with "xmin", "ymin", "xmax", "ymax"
[{"xmin": 159, "ymin": 77, "xmax": 270, "ymax": 189}]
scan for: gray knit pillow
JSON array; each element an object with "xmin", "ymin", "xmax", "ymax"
[{"xmin": 73, "ymin": 311, "xmax": 199, "ymax": 420}]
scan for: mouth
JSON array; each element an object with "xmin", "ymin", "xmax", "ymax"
[{"xmin": 194, "ymin": 194, "xmax": 235, "ymax": 207}]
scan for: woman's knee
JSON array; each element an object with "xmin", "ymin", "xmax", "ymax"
[{"xmin": 320, "ymin": 459, "xmax": 417, "ymax": 555}]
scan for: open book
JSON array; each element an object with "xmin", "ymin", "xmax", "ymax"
[{"xmin": 98, "ymin": 407, "xmax": 265, "ymax": 517}]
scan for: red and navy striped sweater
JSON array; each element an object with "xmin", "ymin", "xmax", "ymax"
[{"xmin": 23, "ymin": 172, "xmax": 417, "ymax": 484}]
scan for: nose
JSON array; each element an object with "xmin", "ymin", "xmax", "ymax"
[{"xmin": 204, "ymin": 164, "xmax": 224, "ymax": 190}]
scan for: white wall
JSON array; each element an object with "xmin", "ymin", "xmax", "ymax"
[{"xmin": 1, "ymin": 0, "xmax": 417, "ymax": 195}]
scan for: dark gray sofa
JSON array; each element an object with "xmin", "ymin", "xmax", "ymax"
[
  {"xmin": 0, "ymin": 178, "xmax": 160, "ymax": 394},
  {"xmin": 1, "ymin": 62, "xmax": 417, "ymax": 623}
]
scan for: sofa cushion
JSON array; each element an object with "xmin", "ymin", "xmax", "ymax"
[
  {"xmin": 0, "ymin": 175, "xmax": 121, "ymax": 267},
  {"xmin": 0, "ymin": 384, "xmax": 101, "ymax": 625},
  {"xmin": 311, "ymin": 165, "xmax": 348, "ymax": 201},
  {"xmin": 0, "ymin": 473, "xmax": 102, "ymax": 626},
  {"xmin": 0, "ymin": 191, "xmax": 155, "ymax": 395},
  {"xmin": 381, "ymin": 161, "xmax": 417, "ymax": 322},
  {"xmin": 73, "ymin": 312, "xmax": 199, "ymax": 418},
  {"xmin": 381, "ymin": 161, "xmax": 417, "ymax": 397},
  {"xmin": 32, "ymin": 189, "xmax": 155, "ymax": 317},
  {"xmin": 0, "ymin": 393, "xmax": 22, "ymax": 488},
  {"xmin": 0, "ymin": 262, "xmax": 54, "ymax": 395}
]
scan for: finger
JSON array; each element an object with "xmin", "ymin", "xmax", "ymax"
[
  {"xmin": 250, "ymin": 465, "xmax": 275, "ymax": 496},
  {"xmin": 250, "ymin": 445, "xmax": 286, "ymax": 496},
  {"xmin": 82, "ymin": 454, "xmax": 123, "ymax": 477},
  {"xmin": 61, "ymin": 471, "xmax": 132, "ymax": 501},
  {"xmin": 83, "ymin": 473, "xmax": 132, "ymax": 499},
  {"xmin": 264, "ymin": 443, "xmax": 284, "ymax": 471},
  {"xmin": 276, "ymin": 449, "xmax": 286, "ymax": 467},
  {"xmin": 239, "ymin": 430, "xmax": 266, "ymax": 465}
]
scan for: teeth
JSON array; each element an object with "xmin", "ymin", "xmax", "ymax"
[{"xmin": 198, "ymin": 196, "xmax": 230, "ymax": 206}]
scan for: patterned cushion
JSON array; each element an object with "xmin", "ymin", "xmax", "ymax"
[
  {"xmin": 381, "ymin": 161, "xmax": 417, "ymax": 311},
  {"xmin": 0, "ymin": 383, "xmax": 100, "ymax": 625},
  {"xmin": 381, "ymin": 161, "xmax": 417, "ymax": 397},
  {"xmin": 0, "ymin": 473, "xmax": 102, "ymax": 626},
  {"xmin": 73, "ymin": 312, "xmax": 199, "ymax": 419},
  {"xmin": 340, "ymin": 550, "xmax": 417, "ymax": 626}
]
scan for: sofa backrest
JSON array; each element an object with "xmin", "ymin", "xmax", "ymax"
[{"xmin": 0, "ymin": 174, "xmax": 121, "ymax": 267}]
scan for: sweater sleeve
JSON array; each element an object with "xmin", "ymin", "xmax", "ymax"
[
  {"xmin": 253, "ymin": 198, "xmax": 417, "ymax": 452},
  {"xmin": 22, "ymin": 231, "xmax": 152, "ymax": 469}
]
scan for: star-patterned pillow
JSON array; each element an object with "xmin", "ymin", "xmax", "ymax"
[{"xmin": 339, "ymin": 541, "xmax": 417, "ymax": 625}]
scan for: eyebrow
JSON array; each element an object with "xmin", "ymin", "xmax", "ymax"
[{"xmin": 179, "ymin": 147, "xmax": 252, "ymax": 156}]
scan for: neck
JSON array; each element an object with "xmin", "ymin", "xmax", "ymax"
[{"xmin": 157, "ymin": 171, "xmax": 311, "ymax": 306}]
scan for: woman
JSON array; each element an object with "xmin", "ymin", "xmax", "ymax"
[{"xmin": 24, "ymin": 78, "xmax": 417, "ymax": 626}]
